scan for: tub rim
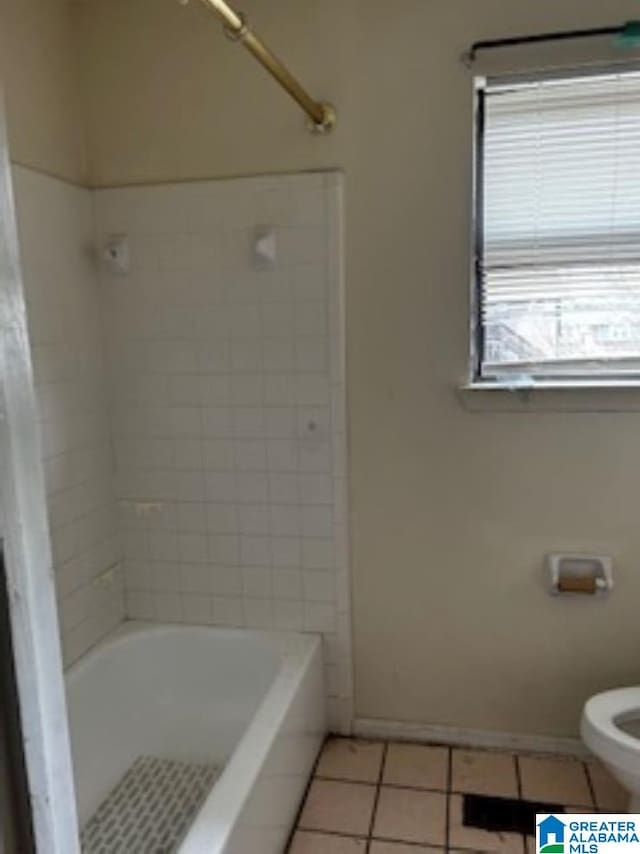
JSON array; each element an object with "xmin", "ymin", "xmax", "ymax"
[
  {"xmin": 179, "ymin": 624, "xmax": 322, "ymax": 853},
  {"xmin": 66, "ymin": 620, "xmax": 313, "ymax": 684}
]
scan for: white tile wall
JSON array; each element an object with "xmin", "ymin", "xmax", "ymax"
[
  {"xmin": 95, "ymin": 172, "xmax": 353, "ymax": 731},
  {"xmin": 11, "ymin": 168, "xmax": 352, "ymax": 729},
  {"xmin": 13, "ymin": 167, "xmax": 124, "ymax": 665}
]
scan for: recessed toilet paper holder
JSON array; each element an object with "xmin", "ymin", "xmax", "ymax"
[{"xmin": 547, "ymin": 553, "xmax": 613, "ymax": 596}]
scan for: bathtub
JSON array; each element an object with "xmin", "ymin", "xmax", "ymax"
[{"xmin": 66, "ymin": 622, "xmax": 325, "ymax": 853}]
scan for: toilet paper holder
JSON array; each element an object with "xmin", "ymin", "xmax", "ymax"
[{"xmin": 547, "ymin": 553, "xmax": 613, "ymax": 596}]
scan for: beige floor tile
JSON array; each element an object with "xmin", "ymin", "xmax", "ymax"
[
  {"xmin": 383, "ymin": 743, "xmax": 448, "ymax": 790},
  {"xmin": 369, "ymin": 842, "xmax": 443, "ymax": 854},
  {"xmin": 452, "ymin": 749, "xmax": 518, "ymax": 798},
  {"xmin": 587, "ymin": 762, "xmax": 629, "ymax": 811},
  {"xmin": 298, "ymin": 780, "xmax": 376, "ymax": 836},
  {"xmin": 519, "ymin": 756, "xmax": 593, "ymax": 807},
  {"xmin": 373, "ymin": 786, "xmax": 446, "ymax": 845},
  {"xmin": 448, "ymin": 794, "xmax": 525, "ymax": 854},
  {"xmin": 450, "ymin": 851, "xmax": 522, "ymax": 854},
  {"xmin": 289, "ymin": 830, "xmax": 368, "ymax": 854},
  {"xmin": 315, "ymin": 738, "xmax": 385, "ymax": 783}
]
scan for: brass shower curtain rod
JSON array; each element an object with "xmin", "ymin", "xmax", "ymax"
[{"xmin": 182, "ymin": 0, "xmax": 336, "ymax": 132}]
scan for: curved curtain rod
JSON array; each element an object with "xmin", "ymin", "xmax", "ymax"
[
  {"xmin": 181, "ymin": 0, "xmax": 336, "ymax": 133},
  {"xmin": 464, "ymin": 21, "xmax": 640, "ymax": 66}
]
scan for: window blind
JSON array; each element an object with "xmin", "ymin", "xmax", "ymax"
[{"xmin": 478, "ymin": 69, "xmax": 640, "ymax": 380}]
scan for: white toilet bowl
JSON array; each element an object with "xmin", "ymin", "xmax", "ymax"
[{"xmin": 581, "ymin": 687, "xmax": 640, "ymax": 811}]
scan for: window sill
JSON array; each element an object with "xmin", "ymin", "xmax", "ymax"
[{"xmin": 458, "ymin": 381, "xmax": 640, "ymax": 412}]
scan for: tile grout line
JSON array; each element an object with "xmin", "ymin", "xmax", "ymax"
[
  {"xmin": 315, "ymin": 775, "xmax": 451, "ymax": 793},
  {"xmin": 515, "ymin": 752, "xmax": 527, "ymax": 854},
  {"xmin": 367, "ymin": 740, "xmax": 388, "ymax": 843},
  {"xmin": 296, "ymin": 822, "xmax": 537, "ymax": 850},
  {"xmin": 515, "ymin": 753, "xmax": 523, "ymax": 799},
  {"xmin": 285, "ymin": 733, "xmax": 328, "ymax": 851},
  {"xmin": 313, "ymin": 774, "xmax": 541, "ymax": 799},
  {"xmin": 291, "ymin": 826, "xmax": 371, "ymax": 845},
  {"xmin": 583, "ymin": 760, "xmax": 598, "ymax": 811},
  {"xmin": 445, "ymin": 745, "xmax": 452, "ymax": 853},
  {"xmin": 372, "ymin": 836, "xmax": 448, "ymax": 850}
]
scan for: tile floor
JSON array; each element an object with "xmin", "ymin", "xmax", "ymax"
[{"xmin": 288, "ymin": 738, "xmax": 628, "ymax": 854}]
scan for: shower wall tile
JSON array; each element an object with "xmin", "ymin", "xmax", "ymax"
[
  {"xmin": 12, "ymin": 167, "xmax": 124, "ymax": 666},
  {"xmin": 95, "ymin": 172, "xmax": 353, "ymax": 732}
]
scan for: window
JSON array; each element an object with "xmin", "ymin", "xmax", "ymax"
[{"xmin": 473, "ymin": 68, "xmax": 640, "ymax": 386}]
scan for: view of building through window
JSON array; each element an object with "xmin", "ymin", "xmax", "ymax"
[{"xmin": 484, "ymin": 266, "xmax": 640, "ymax": 375}]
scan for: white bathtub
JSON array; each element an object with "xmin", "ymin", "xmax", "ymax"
[{"xmin": 66, "ymin": 622, "xmax": 325, "ymax": 853}]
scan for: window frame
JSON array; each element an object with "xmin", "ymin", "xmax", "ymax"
[{"xmin": 469, "ymin": 63, "xmax": 640, "ymax": 391}]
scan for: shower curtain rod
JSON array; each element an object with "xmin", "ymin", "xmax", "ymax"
[
  {"xmin": 183, "ymin": 0, "xmax": 336, "ymax": 132},
  {"xmin": 464, "ymin": 21, "xmax": 640, "ymax": 65}
]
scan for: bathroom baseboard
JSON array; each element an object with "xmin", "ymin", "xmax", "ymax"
[{"xmin": 353, "ymin": 717, "xmax": 590, "ymax": 758}]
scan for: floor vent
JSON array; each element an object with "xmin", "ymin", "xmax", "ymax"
[
  {"xmin": 81, "ymin": 756, "xmax": 219, "ymax": 854},
  {"xmin": 463, "ymin": 794, "xmax": 565, "ymax": 836}
]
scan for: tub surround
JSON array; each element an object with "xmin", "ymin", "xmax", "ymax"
[
  {"xmin": 12, "ymin": 166, "xmax": 124, "ymax": 665},
  {"xmin": 11, "ymin": 164, "xmax": 352, "ymax": 730},
  {"xmin": 95, "ymin": 171, "xmax": 352, "ymax": 731}
]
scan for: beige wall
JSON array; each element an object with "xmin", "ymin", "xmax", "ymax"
[
  {"xmin": 0, "ymin": 0, "xmax": 86, "ymax": 183},
  {"xmin": 72, "ymin": 0, "xmax": 640, "ymax": 737}
]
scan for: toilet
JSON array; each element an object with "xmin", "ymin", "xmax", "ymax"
[{"xmin": 581, "ymin": 687, "xmax": 640, "ymax": 811}]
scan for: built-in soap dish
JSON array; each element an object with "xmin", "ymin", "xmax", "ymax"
[{"xmin": 546, "ymin": 553, "xmax": 613, "ymax": 596}]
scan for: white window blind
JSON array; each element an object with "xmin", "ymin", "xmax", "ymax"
[{"xmin": 478, "ymin": 68, "xmax": 640, "ymax": 382}]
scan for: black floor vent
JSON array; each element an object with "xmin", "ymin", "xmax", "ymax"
[{"xmin": 463, "ymin": 794, "xmax": 566, "ymax": 836}]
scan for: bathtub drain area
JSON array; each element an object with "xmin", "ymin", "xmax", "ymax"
[{"xmin": 80, "ymin": 755, "xmax": 219, "ymax": 853}]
